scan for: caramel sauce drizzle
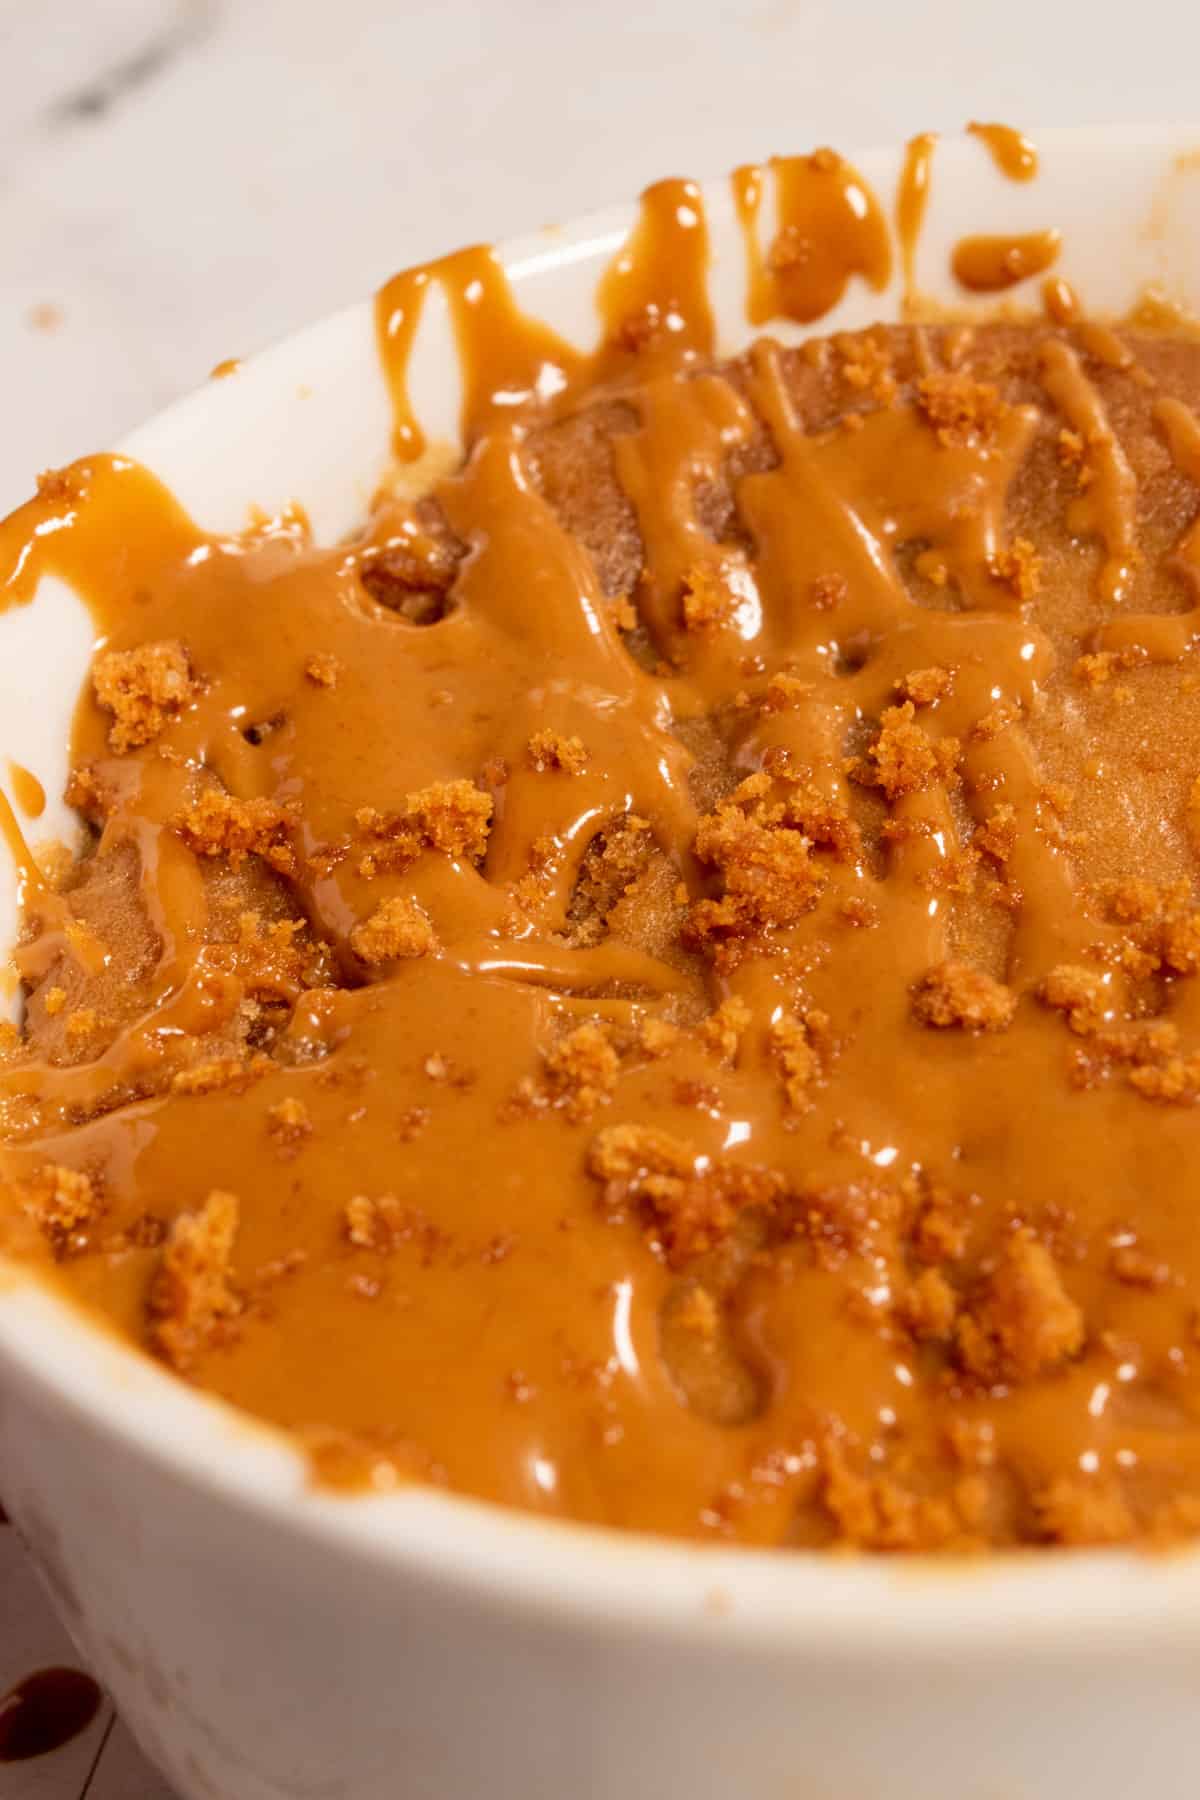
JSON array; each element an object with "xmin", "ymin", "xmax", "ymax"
[
  {"xmin": 895, "ymin": 132, "xmax": 937, "ymax": 306},
  {"xmin": 967, "ymin": 121, "xmax": 1039, "ymax": 182},
  {"xmin": 734, "ymin": 149, "xmax": 892, "ymax": 326},
  {"xmin": 1099, "ymin": 396, "xmax": 1200, "ymax": 661},
  {"xmin": 1039, "ymin": 337, "xmax": 1138, "ymax": 603},
  {"xmin": 952, "ymin": 230, "xmax": 1061, "ymax": 293}
]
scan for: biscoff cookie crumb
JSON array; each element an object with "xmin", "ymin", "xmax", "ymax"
[
  {"xmin": 850, "ymin": 702, "xmax": 960, "ymax": 801},
  {"xmin": 896, "ymin": 666, "xmax": 954, "ymax": 706},
  {"xmin": 974, "ymin": 802, "xmax": 1018, "ymax": 865},
  {"xmin": 957, "ymin": 1231, "xmax": 1084, "ymax": 1385},
  {"xmin": 148, "ymin": 1189, "xmax": 241, "ymax": 1371},
  {"xmin": 305, "ymin": 652, "xmax": 342, "ymax": 688},
  {"xmin": 911, "ymin": 961, "xmax": 1016, "ymax": 1032},
  {"xmin": 527, "ymin": 729, "xmax": 589, "ymax": 774},
  {"xmin": 544, "ymin": 1021, "xmax": 619, "ymax": 1122},
  {"xmin": 1033, "ymin": 1477, "xmax": 1134, "ymax": 1546},
  {"xmin": 681, "ymin": 562, "xmax": 738, "ymax": 631},
  {"xmin": 989, "ymin": 536, "xmax": 1042, "ymax": 600},
  {"xmin": 177, "ymin": 790, "xmax": 295, "ymax": 874},
  {"xmin": 916, "ymin": 370, "xmax": 1004, "ymax": 448},
  {"xmin": 1039, "ymin": 963, "xmax": 1110, "ymax": 1035},
  {"xmin": 350, "ymin": 896, "xmax": 436, "ymax": 964},
  {"xmin": 92, "ymin": 639, "xmax": 195, "ymax": 752},
  {"xmin": 699, "ymin": 996, "xmax": 751, "ymax": 1064},
  {"xmin": 268, "ymin": 1096, "xmax": 312, "ymax": 1145},
  {"xmin": 22, "ymin": 1163, "xmax": 101, "ymax": 1254}
]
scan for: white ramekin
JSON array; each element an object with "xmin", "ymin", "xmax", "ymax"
[{"xmin": 3, "ymin": 126, "xmax": 1200, "ymax": 1800}]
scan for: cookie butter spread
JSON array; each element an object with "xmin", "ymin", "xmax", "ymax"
[{"xmin": 4, "ymin": 148, "xmax": 1200, "ymax": 1553}]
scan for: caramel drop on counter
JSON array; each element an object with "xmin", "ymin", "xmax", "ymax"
[
  {"xmin": 967, "ymin": 121, "xmax": 1039, "ymax": 182},
  {"xmin": 739, "ymin": 148, "xmax": 892, "ymax": 326},
  {"xmin": 208, "ymin": 357, "xmax": 242, "ymax": 380},
  {"xmin": 596, "ymin": 177, "xmax": 714, "ymax": 366},
  {"xmin": 7, "ymin": 761, "xmax": 45, "ymax": 819},
  {"xmin": 952, "ymin": 230, "xmax": 1061, "ymax": 293},
  {"xmin": 895, "ymin": 132, "xmax": 937, "ymax": 303},
  {"xmin": 0, "ymin": 1668, "xmax": 102, "ymax": 1762}
]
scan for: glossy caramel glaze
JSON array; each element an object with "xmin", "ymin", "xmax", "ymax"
[{"xmin": 6, "ymin": 173, "xmax": 1200, "ymax": 1553}]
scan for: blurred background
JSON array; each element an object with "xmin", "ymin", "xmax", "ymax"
[
  {"xmin": 0, "ymin": 0, "xmax": 1195, "ymax": 510},
  {"xmin": 1, "ymin": 0, "xmax": 1196, "ymax": 1791}
]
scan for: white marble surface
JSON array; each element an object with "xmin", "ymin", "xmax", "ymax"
[{"xmin": 0, "ymin": 0, "xmax": 1197, "ymax": 1792}]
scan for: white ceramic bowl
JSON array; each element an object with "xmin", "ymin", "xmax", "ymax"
[{"xmin": 3, "ymin": 126, "xmax": 1200, "ymax": 1800}]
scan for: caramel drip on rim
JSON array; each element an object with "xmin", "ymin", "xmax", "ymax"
[
  {"xmin": 375, "ymin": 265, "xmax": 431, "ymax": 459},
  {"xmin": 1039, "ymin": 338, "xmax": 1138, "ymax": 603},
  {"xmin": 895, "ymin": 132, "xmax": 937, "ymax": 305},
  {"xmin": 0, "ymin": 787, "xmax": 48, "ymax": 907},
  {"xmin": 967, "ymin": 121, "xmax": 1039, "ymax": 182},
  {"xmin": 730, "ymin": 162, "xmax": 769, "ymax": 322},
  {"xmin": 1042, "ymin": 277, "xmax": 1080, "ymax": 326},
  {"xmin": 737, "ymin": 149, "xmax": 892, "ymax": 326},
  {"xmin": 7, "ymin": 762, "xmax": 44, "ymax": 819},
  {"xmin": 952, "ymin": 230, "xmax": 1061, "ymax": 293},
  {"xmin": 1099, "ymin": 396, "xmax": 1200, "ymax": 662},
  {"xmin": 378, "ymin": 251, "xmax": 585, "ymax": 455},
  {"xmin": 595, "ymin": 178, "xmax": 714, "ymax": 370},
  {"xmin": 0, "ymin": 457, "xmax": 203, "ymax": 617}
]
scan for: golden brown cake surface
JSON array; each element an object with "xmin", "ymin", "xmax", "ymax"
[{"xmin": 5, "ymin": 189, "xmax": 1200, "ymax": 1550}]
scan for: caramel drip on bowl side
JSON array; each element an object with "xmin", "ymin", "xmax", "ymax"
[
  {"xmin": 967, "ymin": 121, "xmax": 1039, "ymax": 182},
  {"xmin": 952, "ymin": 230, "xmax": 1062, "ymax": 293},
  {"xmin": 895, "ymin": 132, "xmax": 937, "ymax": 306},
  {"xmin": 737, "ymin": 149, "xmax": 892, "ymax": 326},
  {"xmin": 7, "ymin": 762, "xmax": 45, "ymax": 819}
]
